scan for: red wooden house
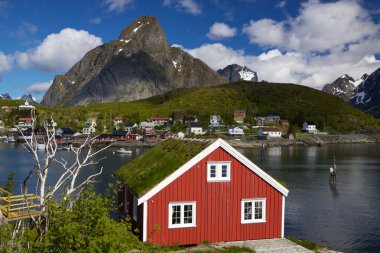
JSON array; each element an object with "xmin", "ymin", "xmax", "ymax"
[{"xmin": 116, "ymin": 138, "xmax": 288, "ymax": 245}]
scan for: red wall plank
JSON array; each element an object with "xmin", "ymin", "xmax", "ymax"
[{"xmin": 140, "ymin": 147, "xmax": 284, "ymax": 245}]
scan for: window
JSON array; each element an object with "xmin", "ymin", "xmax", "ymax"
[
  {"xmin": 207, "ymin": 162, "xmax": 231, "ymax": 181},
  {"xmin": 168, "ymin": 202, "xmax": 196, "ymax": 228},
  {"xmin": 241, "ymin": 199, "xmax": 266, "ymax": 224}
]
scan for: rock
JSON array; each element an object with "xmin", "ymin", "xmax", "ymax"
[
  {"xmin": 42, "ymin": 16, "xmax": 227, "ymax": 106},
  {"xmin": 217, "ymin": 64, "xmax": 258, "ymax": 82}
]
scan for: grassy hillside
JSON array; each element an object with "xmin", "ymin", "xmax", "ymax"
[{"xmin": 3, "ymin": 81, "xmax": 380, "ymax": 133}]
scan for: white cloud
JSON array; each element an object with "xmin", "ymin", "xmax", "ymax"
[
  {"xmin": 243, "ymin": 19, "xmax": 285, "ymax": 47},
  {"xmin": 163, "ymin": 0, "xmax": 202, "ymax": 15},
  {"xmin": 26, "ymin": 80, "xmax": 52, "ymax": 94},
  {"xmin": 0, "ymin": 51, "xmax": 11, "ymax": 72},
  {"xmin": 14, "ymin": 28, "xmax": 102, "ymax": 72},
  {"xmin": 207, "ymin": 22, "xmax": 237, "ymax": 40},
  {"xmin": 243, "ymin": 0, "xmax": 379, "ymax": 53},
  {"xmin": 103, "ymin": 0, "xmax": 133, "ymax": 13},
  {"xmin": 182, "ymin": 42, "xmax": 380, "ymax": 90}
]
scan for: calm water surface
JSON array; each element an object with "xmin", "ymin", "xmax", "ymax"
[{"xmin": 1, "ymin": 142, "xmax": 379, "ymax": 252}]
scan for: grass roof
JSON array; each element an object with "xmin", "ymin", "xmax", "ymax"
[{"xmin": 116, "ymin": 139, "xmax": 211, "ymax": 198}]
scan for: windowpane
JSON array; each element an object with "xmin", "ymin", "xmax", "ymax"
[
  {"xmin": 244, "ymin": 202, "xmax": 252, "ymax": 220},
  {"xmin": 184, "ymin": 205, "xmax": 193, "ymax": 224},
  {"xmin": 210, "ymin": 165, "xmax": 216, "ymax": 178},
  {"xmin": 172, "ymin": 205, "xmax": 181, "ymax": 224},
  {"xmin": 255, "ymin": 201, "xmax": 263, "ymax": 219},
  {"xmin": 221, "ymin": 165, "xmax": 228, "ymax": 177}
]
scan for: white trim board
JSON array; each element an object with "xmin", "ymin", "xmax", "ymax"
[{"xmin": 138, "ymin": 138, "xmax": 289, "ymax": 205}]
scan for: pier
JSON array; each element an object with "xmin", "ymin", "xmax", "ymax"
[{"xmin": 0, "ymin": 188, "xmax": 40, "ymax": 221}]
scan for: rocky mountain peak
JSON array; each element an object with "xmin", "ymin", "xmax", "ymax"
[
  {"xmin": 118, "ymin": 15, "xmax": 170, "ymax": 57},
  {"xmin": 217, "ymin": 64, "xmax": 258, "ymax": 82},
  {"xmin": 19, "ymin": 94, "xmax": 38, "ymax": 104},
  {"xmin": 0, "ymin": 93, "xmax": 12, "ymax": 100},
  {"xmin": 42, "ymin": 16, "xmax": 226, "ymax": 106},
  {"xmin": 322, "ymin": 74, "xmax": 357, "ymax": 102},
  {"xmin": 350, "ymin": 68, "xmax": 380, "ymax": 117}
]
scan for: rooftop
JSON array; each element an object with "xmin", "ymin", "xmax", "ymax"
[{"xmin": 116, "ymin": 138, "xmax": 211, "ymax": 198}]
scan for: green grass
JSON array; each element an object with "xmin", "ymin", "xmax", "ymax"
[
  {"xmin": 116, "ymin": 139, "xmax": 210, "ymax": 197},
  {"xmin": 287, "ymin": 237, "xmax": 319, "ymax": 251},
  {"xmin": 3, "ymin": 81, "xmax": 380, "ymax": 133}
]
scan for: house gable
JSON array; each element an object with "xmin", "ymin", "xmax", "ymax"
[
  {"xmin": 137, "ymin": 138, "xmax": 288, "ymax": 205},
  {"xmin": 146, "ymin": 145, "xmax": 285, "ymax": 244}
]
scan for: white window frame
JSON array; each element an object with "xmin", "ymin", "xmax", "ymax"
[
  {"xmin": 207, "ymin": 162, "xmax": 231, "ymax": 182},
  {"xmin": 241, "ymin": 198, "xmax": 266, "ymax": 224},
  {"xmin": 168, "ymin": 202, "xmax": 196, "ymax": 228}
]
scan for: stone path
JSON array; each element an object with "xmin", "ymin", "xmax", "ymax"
[{"xmin": 213, "ymin": 238, "xmax": 313, "ymax": 253}]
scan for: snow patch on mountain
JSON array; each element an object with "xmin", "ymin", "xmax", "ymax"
[{"xmin": 238, "ymin": 68, "xmax": 257, "ymax": 81}]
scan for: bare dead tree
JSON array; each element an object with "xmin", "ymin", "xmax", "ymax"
[{"xmin": 15, "ymin": 108, "xmax": 111, "ymax": 241}]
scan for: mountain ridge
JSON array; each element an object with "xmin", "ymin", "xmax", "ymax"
[{"xmin": 42, "ymin": 16, "xmax": 227, "ymax": 106}]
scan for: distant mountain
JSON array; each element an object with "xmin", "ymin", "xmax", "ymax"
[
  {"xmin": 42, "ymin": 16, "xmax": 227, "ymax": 106},
  {"xmin": 217, "ymin": 64, "xmax": 258, "ymax": 82},
  {"xmin": 19, "ymin": 94, "xmax": 38, "ymax": 104},
  {"xmin": 322, "ymin": 74, "xmax": 358, "ymax": 102},
  {"xmin": 0, "ymin": 93, "xmax": 12, "ymax": 100},
  {"xmin": 350, "ymin": 68, "xmax": 380, "ymax": 118}
]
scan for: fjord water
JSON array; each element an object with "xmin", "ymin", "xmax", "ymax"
[
  {"xmin": 1, "ymin": 143, "xmax": 379, "ymax": 252},
  {"xmin": 238, "ymin": 144, "xmax": 380, "ymax": 253}
]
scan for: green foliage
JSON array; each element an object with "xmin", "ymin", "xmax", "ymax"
[
  {"xmin": 116, "ymin": 139, "xmax": 210, "ymax": 197},
  {"xmin": 287, "ymin": 237, "xmax": 319, "ymax": 250},
  {"xmin": 3, "ymin": 172, "xmax": 16, "ymax": 194},
  {"xmin": 16, "ymin": 82, "xmax": 380, "ymax": 134}
]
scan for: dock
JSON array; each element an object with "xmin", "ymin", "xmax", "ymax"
[{"xmin": 0, "ymin": 188, "xmax": 40, "ymax": 221}]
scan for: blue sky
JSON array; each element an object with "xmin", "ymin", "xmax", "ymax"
[{"xmin": 0, "ymin": 0, "xmax": 380, "ymax": 101}]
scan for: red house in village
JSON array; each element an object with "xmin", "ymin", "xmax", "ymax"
[{"xmin": 116, "ymin": 138, "xmax": 288, "ymax": 245}]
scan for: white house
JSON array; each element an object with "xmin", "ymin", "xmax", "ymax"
[
  {"xmin": 151, "ymin": 117, "xmax": 172, "ymax": 126},
  {"xmin": 228, "ymin": 127, "xmax": 244, "ymax": 136},
  {"xmin": 176, "ymin": 132, "xmax": 185, "ymax": 139},
  {"xmin": 82, "ymin": 118, "xmax": 97, "ymax": 134},
  {"xmin": 258, "ymin": 127, "xmax": 282, "ymax": 139},
  {"xmin": 189, "ymin": 122, "xmax": 205, "ymax": 135},
  {"xmin": 140, "ymin": 121, "xmax": 155, "ymax": 133},
  {"xmin": 18, "ymin": 100, "xmax": 35, "ymax": 110},
  {"xmin": 124, "ymin": 122, "xmax": 138, "ymax": 133},
  {"xmin": 302, "ymin": 122, "xmax": 317, "ymax": 133},
  {"xmin": 210, "ymin": 115, "xmax": 222, "ymax": 128},
  {"xmin": 114, "ymin": 117, "xmax": 124, "ymax": 130}
]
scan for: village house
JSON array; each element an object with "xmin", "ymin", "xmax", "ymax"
[
  {"xmin": 18, "ymin": 100, "xmax": 35, "ymax": 110},
  {"xmin": 139, "ymin": 121, "xmax": 155, "ymax": 134},
  {"xmin": 210, "ymin": 115, "xmax": 222, "ymax": 128},
  {"xmin": 151, "ymin": 117, "xmax": 172, "ymax": 126},
  {"xmin": 17, "ymin": 117, "xmax": 33, "ymax": 130},
  {"xmin": 189, "ymin": 122, "xmax": 205, "ymax": 135},
  {"xmin": 228, "ymin": 126, "xmax": 244, "ymax": 137},
  {"xmin": 234, "ymin": 110, "xmax": 246, "ymax": 124},
  {"xmin": 160, "ymin": 131, "xmax": 174, "ymax": 139},
  {"xmin": 143, "ymin": 134, "xmax": 157, "ymax": 141},
  {"xmin": 116, "ymin": 138, "xmax": 289, "ymax": 245},
  {"xmin": 182, "ymin": 115, "xmax": 198, "ymax": 125},
  {"xmin": 96, "ymin": 134, "xmax": 114, "ymax": 142},
  {"xmin": 82, "ymin": 118, "xmax": 97, "ymax": 134},
  {"xmin": 176, "ymin": 132, "xmax": 185, "ymax": 139},
  {"xmin": 56, "ymin": 128, "xmax": 75, "ymax": 137},
  {"xmin": 126, "ymin": 133, "xmax": 141, "ymax": 140},
  {"xmin": 124, "ymin": 122, "xmax": 138, "ymax": 133},
  {"xmin": 112, "ymin": 130, "xmax": 129, "ymax": 140},
  {"xmin": 302, "ymin": 122, "xmax": 317, "ymax": 133},
  {"xmin": 1, "ymin": 106, "xmax": 13, "ymax": 112},
  {"xmin": 258, "ymin": 127, "xmax": 282, "ymax": 139},
  {"xmin": 266, "ymin": 114, "xmax": 281, "ymax": 124},
  {"xmin": 114, "ymin": 117, "xmax": 124, "ymax": 130},
  {"xmin": 254, "ymin": 116, "xmax": 266, "ymax": 127}
]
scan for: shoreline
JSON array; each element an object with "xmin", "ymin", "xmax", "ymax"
[{"xmin": 92, "ymin": 134, "xmax": 380, "ymax": 150}]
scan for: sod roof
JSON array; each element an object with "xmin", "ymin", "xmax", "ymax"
[{"xmin": 116, "ymin": 139, "xmax": 211, "ymax": 198}]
